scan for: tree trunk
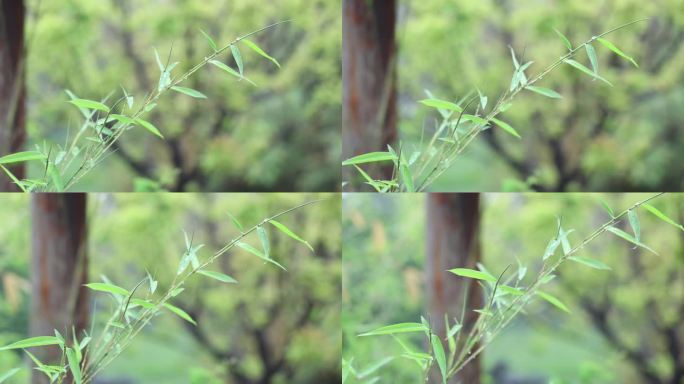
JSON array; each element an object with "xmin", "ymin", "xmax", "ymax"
[
  {"xmin": 30, "ymin": 194, "xmax": 89, "ymax": 384},
  {"xmin": 342, "ymin": 0, "xmax": 397, "ymax": 184},
  {"xmin": 426, "ymin": 193, "xmax": 481, "ymax": 383},
  {"xmin": 0, "ymin": 0, "xmax": 27, "ymax": 191}
]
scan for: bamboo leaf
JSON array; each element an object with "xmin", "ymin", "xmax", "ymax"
[
  {"xmin": 490, "ymin": 117, "xmax": 521, "ymax": 139},
  {"xmin": 0, "ymin": 368, "xmax": 20, "ymax": 383},
  {"xmin": 227, "ymin": 211, "xmax": 244, "ymax": 232},
  {"xmin": 596, "ymin": 38, "xmax": 638, "ymax": 67},
  {"xmin": 460, "ymin": 114, "xmax": 489, "ymax": 125},
  {"xmin": 564, "ymin": 59, "xmax": 613, "ymax": 86},
  {"xmin": 48, "ymin": 163, "xmax": 64, "ymax": 192},
  {"xmin": 585, "ymin": 44, "xmax": 599, "ymax": 74},
  {"xmin": 66, "ymin": 348, "xmax": 82, "ymax": 384},
  {"xmin": 342, "ymin": 152, "xmax": 397, "ymax": 166},
  {"xmin": 599, "ymin": 199, "xmax": 615, "ymax": 218},
  {"xmin": 84, "ymin": 283, "xmax": 129, "ymax": 296},
  {"xmin": 242, "ymin": 39, "xmax": 280, "ymax": 68},
  {"xmin": 237, "ymin": 242, "xmax": 287, "ymax": 271},
  {"xmin": 198, "ymin": 270, "xmax": 238, "ymax": 284},
  {"xmin": 199, "ymin": 29, "xmax": 218, "ymax": 51},
  {"xmin": 134, "ymin": 118, "xmax": 164, "ymax": 139},
  {"xmin": 268, "ymin": 219, "xmax": 313, "ymax": 251},
  {"xmin": 418, "ymin": 98, "xmax": 463, "ymax": 113},
  {"xmin": 499, "ymin": 285, "xmax": 525, "ymax": 296},
  {"xmin": 553, "ymin": 28, "xmax": 572, "ymax": 50},
  {"xmin": 163, "ymin": 303, "xmax": 197, "ymax": 325},
  {"xmin": 208, "ymin": 59, "xmax": 256, "ymax": 86},
  {"xmin": 68, "ymin": 99, "xmax": 110, "ymax": 113},
  {"xmin": 431, "ymin": 334, "xmax": 447, "ymax": 384},
  {"xmin": 358, "ymin": 322, "xmax": 428, "ymax": 337},
  {"xmin": 606, "ymin": 226, "xmax": 658, "ymax": 254},
  {"xmin": 0, "ymin": 336, "xmax": 63, "ymax": 351},
  {"xmin": 0, "ymin": 165, "xmax": 27, "ymax": 192},
  {"xmin": 537, "ymin": 291, "xmax": 571, "ymax": 313},
  {"xmin": 525, "ymin": 86, "xmax": 563, "ymax": 99},
  {"xmin": 0, "ymin": 151, "xmax": 46, "ymax": 165},
  {"xmin": 628, "ymin": 209, "xmax": 641, "ymax": 242},
  {"xmin": 171, "ymin": 86, "xmax": 207, "ymax": 99},
  {"xmin": 257, "ymin": 225, "xmax": 270, "ymax": 258},
  {"xmin": 400, "ymin": 163, "xmax": 414, "ymax": 192},
  {"xmin": 447, "ymin": 268, "xmax": 497, "ymax": 283},
  {"xmin": 568, "ymin": 256, "xmax": 611, "ymax": 270},
  {"xmin": 231, "ymin": 45, "xmax": 244, "ymax": 75},
  {"xmin": 642, "ymin": 203, "xmax": 684, "ymax": 231}
]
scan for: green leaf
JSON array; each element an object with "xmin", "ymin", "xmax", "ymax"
[
  {"xmin": 0, "ymin": 165, "xmax": 27, "ymax": 192},
  {"xmin": 642, "ymin": 203, "xmax": 684, "ymax": 231},
  {"xmin": 447, "ymin": 268, "xmax": 497, "ymax": 283},
  {"xmin": 208, "ymin": 59, "xmax": 257, "ymax": 86},
  {"xmin": 599, "ymin": 199, "xmax": 615, "ymax": 218},
  {"xmin": 257, "ymin": 225, "xmax": 270, "ymax": 258},
  {"xmin": 606, "ymin": 226, "xmax": 658, "ymax": 254},
  {"xmin": 242, "ymin": 39, "xmax": 280, "ymax": 68},
  {"xmin": 48, "ymin": 163, "xmax": 64, "ymax": 192},
  {"xmin": 199, "ymin": 29, "xmax": 217, "ymax": 51},
  {"xmin": 135, "ymin": 118, "xmax": 164, "ymax": 139},
  {"xmin": 585, "ymin": 44, "xmax": 599, "ymax": 74},
  {"xmin": 596, "ymin": 38, "xmax": 638, "ymax": 67},
  {"xmin": 499, "ymin": 285, "xmax": 525, "ymax": 296},
  {"xmin": 0, "ymin": 151, "xmax": 46, "ymax": 165},
  {"xmin": 171, "ymin": 86, "xmax": 207, "ymax": 99},
  {"xmin": 358, "ymin": 322, "xmax": 428, "ymax": 337},
  {"xmin": 537, "ymin": 291, "xmax": 571, "ymax": 313},
  {"xmin": 227, "ymin": 211, "xmax": 244, "ymax": 232},
  {"xmin": 231, "ymin": 45, "xmax": 244, "ymax": 75},
  {"xmin": 66, "ymin": 348, "xmax": 82, "ymax": 384},
  {"xmin": 568, "ymin": 256, "xmax": 611, "ymax": 270},
  {"xmin": 237, "ymin": 242, "xmax": 287, "ymax": 271},
  {"xmin": 84, "ymin": 283, "xmax": 129, "ymax": 296},
  {"xmin": 628, "ymin": 209, "xmax": 641, "ymax": 242},
  {"xmin": 509, "ymin": 45, "xmax": 520, "ymax": 69},
  {"xmin": 490, "ymin": 117, "xmax": 521, "ymax": 139},
  {"xmin": 400, "ymin": 163, "xmax": 414, "ymax": 192},
  {"xmin": 198, "ymin": 270, "xmax": 238, "ymax": 284},
  {"xmin": 564, "ymin": 59, "xmax": 613, "ymax": 86},
  {"xmin": 553, "ymin": 28, "xmax": 572, "ymax": 50},
  {"xmin": 431, "ymin": 334, "xmax": 447, "ymax": 384},
  {"xmin": 0, "ymin": 368, "xmax": 20, "ymax": 383},
  {"xmin": 163, "ymin": 303, "xmax": 197, "ymax": 325},
  {"xmin": 268, "ymin": 219, "xmax": 313, "ymax": 251},
  {"xmin": 130, "ymin": 298, "xmax": 155, "ymax": 309},
  {"xmin": 68, "ymin": 99, "xmax": 110, "ymax": 113},
  {"xmin": 460, "ymin": 114, "xmax": 489, "ymax": 125},
  {"xmin": 525, "ymin": 86, "xmax": 562, "ymax": 99},
  {"xmin": 418, "ymin": 98, "xmax": 463, "ymax": 113},
  {"xmin": 543, "ymin": 238, "xmax": 560, "ymax": 260},
  {"xmin": 342, "ymin": 151, "xmax": 397, "ymax": 166},
  {"xmin": 108, "ymin": 114, "xmax": 136, "ymax": 126},
  {"xmin": 0, "ymin": 336, "xmax": 62, "ymax": 351}
]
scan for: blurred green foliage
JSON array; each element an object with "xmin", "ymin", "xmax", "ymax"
[
  {"xmin": 0, "ymin": 193, "xmax": 340, "ymax": 383},
  {"xmin": 343, "ymin": 193, "xmax": 684, "ymax": 383},
  {"xmin": 397, "ymin": 0, "xmax": 684, "ymax": 191},
  {"xmin": 25, "ymin": 0, "xmax": 341, "ymax": 191}
]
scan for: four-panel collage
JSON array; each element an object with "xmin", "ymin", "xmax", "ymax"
[{"xmin": 0, "ymin": 1, "xmax": 682, "ymax": 383}]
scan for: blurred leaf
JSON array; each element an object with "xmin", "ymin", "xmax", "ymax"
[
  {"xmin": 448, "ymin": 268, "xmax": 497, "ymax": 283},
  {"xmin": 0, "ymin": 368, "xmax": 20, "ymax": 383},
  {"xmin": 66, "ymin": 348, "xmax": 82, "ymax": 384},
  {"xmin": 342, "ymin": 152, "xmax": 397, "ymax": 166},
  {"xmin": 228, "ymin": 211, "xmax": 244, "ymax": 232},
  {"xmin": 418, "ymin": 98, "xmax": 463, "ymax": 112},
  {"xmin": 199, "ymin": 29, "xmax": 218, "ymax": 51},
  {"xmin": 585, "ymin": 44, "xmax": 599, "ymax": 73},
  {"xmin": 242, "ymin": 39, "xmax": 280, "ymax": 68},
  {"xmin": 257, "ymin": 225, "xmax": 270, "ymax": 258},
  {"xmin": 134, "ymin": 118, "xmax": 164, "ymax": 139},
  {"xmin": 268, "ymin": 219, "xmax": 313, "ymax": 251},
  {"xmin": 85, "ymin": 283, "xmax": 129, "ymax": 296},
  {"xmin": 208, "ymin": 59, "xmax": 257, "ymax": 86},
  {"xmin": 628, "ymin": 209, "xmax": 640, "ymax": 242},
  {"xmin": 231, "ymin": 45, "xmax": 244, "ymax": 75},
  {"xmin": 198, "ymin": 270, "xmax": 238, "ymax": 284},
  {"xmin": 171, "ymin": 86, "xmax": 207, "ymax": 99},
  {"xmin": 0, "ymin": 151, "xmax": 46, "ymax": 165},
  {"xmin": 525, "ymin": 86, "xmax": 562, "ymax": 99},
  {"xmin": 359, "ymin": 322, "xmax": 428, "ymax": 337},
  {"xmin": 537, "ymin": 291, "xmax": 571, "ymax": 313},
  {"xmin": 0, "ymin": 336, "xmax": 62, "ymax": 351},
  {"xmin": 564, "ymin": 59, "xmax": 613, "ymax": 86},
  {"xmin": 553, "ymin": 28, "xmax": 572, "ymax": 50},
  {"xmin": 430, "ymin": 334, "xmax": 447, "ymax": 384},
  {"xmin": 400, "ymin": 164, "xmax": 414, "ymax": 192},
  {"xmin": 606, "ymin": 226, "xmax": 657, "ymax": 254},
  {"xmin": 68, "ymin": 98, "xmax": 110, "ymax": 112},
  {"xmin": 642, "ymin": 203, "xmax": 684, "ymax": 231},
  {"xmin": 596, "ymin": 38, "xmax": 638, "ymax": 67},
  {"xmin": 490, "ymin": 117, "xmax": 521, "ymax": 139},
  {"xmin": 568, "ymin": 256, "xmax": 611, "ymax": 270},
  {"xmin": 163, "ymin": 303, "xmax": 197, "ymax": 325}
]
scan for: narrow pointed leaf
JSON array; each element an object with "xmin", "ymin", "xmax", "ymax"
[
  {"xmin": 599, "ymin": 199, "xmax": 615, "ymax": 218},
  {"xmin": 0, "ymin": 368, "xmax": 20, "ymax": 383},
  {"xmin": 0, "ymin": 151, "xmax": 46, "ymax": 165},
  {"xmin": 268, "ymin": 219, "xmax": 313, "ymax": 251},
  {"xmin": 596, "ymin": 38, "xmax": 638, "ymax": 67},
  {"xmin": 171, "ymin": 86, "xmax": 207, "ymax": 99},
  {"xmin": 606, "ymin": 226, "xmax": 658, "ymax": 254},
  {"xmin": 628, "ymin": 209, "xmax": 641, "ymax": 242},
  {"xmin": 568, "ymin": 256, "xmax": 611, "ymax": 270},
  {"xmin": 198, "ymin": 270, "xmax": 238, "ymax": 284},
  {"xmin": 84, "ymin": 283, "xmax": 129, "ymax": 296},
  {"xmin": 135, "ymin": 118, "xmax": 164, "ymax": 139},
  {"xmin": 400, "ymin": 163, "xmax": 414, "ymax": 192},
  {"xmin": 537, "ymin": 291, "xmax": 571, "ymax": 313},
  {"xmin": 642, "ymin": 203, "xmax": 684, "ymax": 231},
  {"xmin": 163, "ymin": 303, "xmax": 196, "ymax": 325},
  {"xmin": 342, "ymin": 152, "xmax": 397, "ymax": 166},
  {"xmin": 227, "ymin": 211, "xmax": 244, "ymax": 232},
  {"xmin": 0, "ymin": 336, "xmax": 62, "ymax": 351},
  {"xmin": 418, "ymin": 98, "xmax": 463, "ymax": 112},
  {"xmin": 448, "ymin": 268, "xmax": 497, "ymax": 283},
  {"xmin": 242, "ymin": 39, "xmax": 280, "ymax": 67},
  {"xmin": 231, "ymin": 45, "xmax": 243, "ymax": 75},
  {"xmin": 66, "ymin": 348, "xmax": 82, "ymax": 384},
  {"xmin": 68, "ymin": 99, "xmax": 110, "ymax": 113},
  {"xmin": 525, "ymin": 86, "xmax": 562, "ymax": 99},
  {"xmin": 237, "ymin": 242, "xmax": 287, "ymax": 271},
  {"xmin": 490, "ymin": 117, "xmax": 521, "ymax": 139},
  {"xmin": 564, "ymin": 59, "xmax": 613, "ymax": 86},
  {"xmin": 585, "ymin": 44, "xmax": 599, "ymax": 74},
  {"xmin": 257, "ymin": 225, "xmax": 270, "ymax": 258},
  {"xmin": 553, "ymin": 28, "xmax": 572, "ymax": 50},
  {"xmin": 431, "ymin": 335, "xmax": 447, "ymax": 384},
  {"xmin": 199, "ymin": 29, "xmax": 217, "ymax": 51},
  {"xmin": 359, "ymin": 322, "xmax": 428, "ymax": 337}
]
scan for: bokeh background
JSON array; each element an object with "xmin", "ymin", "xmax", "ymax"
[
  {"xmin": 23, "ymin": 0, "xmax": 340, "ymax": 191},
  {"xmin": 0, "ymin": 193, "xmax": 340, "ymax": 383},
  {"xmin": 342, "ymin": 193, "xmax": 684, "ymax": 383}
]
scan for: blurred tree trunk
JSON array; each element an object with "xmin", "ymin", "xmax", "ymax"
[
  {"xmin": 342, "ymin": 0, "xmax": 397, "ymax": 184},
  {"xmin": 426, "ymin": 193, "xmax": 481, "ymax": 383},
  {"xmin": 0, "ymin": 0, "xmax": 26, "ymax": 191},
  {"xmin": 30, "ymin": 194, "xmax": 89, "ymax": 384}
]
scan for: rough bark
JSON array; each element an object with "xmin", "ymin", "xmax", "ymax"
[
  {"xmin": 30, "ymin": 194, "xmax": 89, "ymax": 384},
  {"xmin": 426, "ymin": 193, "xmax": 481, "ymax": 383},
  {"xmin": 0, "ymin": 0, "xmax": 27, "ymax": 191},
  {"xmin": 342, "ymin": 0, "xmax": 397, "ymax": 183}
]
